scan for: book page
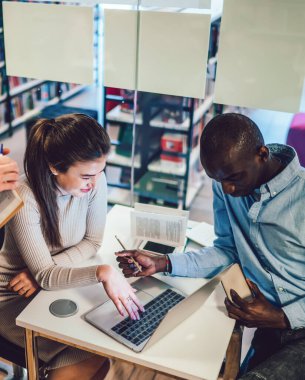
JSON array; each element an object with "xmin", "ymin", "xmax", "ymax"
[
  {"xmin": 131, "ymin": 209, "xmax": 188, "ymax": 246},
  {"xmin": 0, "ymin": 190, "xmax": 23, "ymax": 228}
]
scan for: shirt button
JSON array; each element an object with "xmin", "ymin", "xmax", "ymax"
[
  {"xmin": 272, "ymin": 191, "xmax": 277, "ymax": 196},
  {"xmin": 278, "ymin": 287, "xmax": 284, "ymax": 292}
]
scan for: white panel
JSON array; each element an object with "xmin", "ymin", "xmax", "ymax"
[
  {"xmin": 215, "ymin": 0, "xmax": 305, "ymax": 113},
  {"xmin": 103, "ymin": 9, "xmax": 137, "ymax": 90},
  {"xmin": 3, "ymin": 2, "xmax": 93, "ymax": 84},
  {"xmin": 141, "ymin": 0, "xmax": 211, "ymax": 9},
  {"xmin": 138, "ymin": 11, "xmax": 211, "ymax": 98},
  {"xmin": 30, "ymin": 0, "xmax": 138, "ymax": 4}
]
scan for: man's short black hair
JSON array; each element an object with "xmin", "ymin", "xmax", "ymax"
[{"xmin": 200, "ymin": 113, "xmax": 264, "ymax": 163}]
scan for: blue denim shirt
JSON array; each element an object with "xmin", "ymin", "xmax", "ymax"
[{"xmin": 170, "ymin": 144, "xmax": 305, "ymax": 329}]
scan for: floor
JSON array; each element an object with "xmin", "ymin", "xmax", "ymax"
[{"xmin": 0, "ymin": 91, "xmax": 294, "ymax": 379}]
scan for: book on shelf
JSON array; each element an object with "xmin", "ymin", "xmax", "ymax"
[
  {"xmin": 160, "ymin": 133, "xmax": 187, "ymax": 163},
  {"xmin": 0, "ymin": 189, "xmax": 23, "ymax": 228},
  {"xmin": 160, "ymin": 95, "xmax": 190, "ymax": 124},
  {"xmin": 135, "ymin": 171, "xmax": 182, "ymax": 203}
]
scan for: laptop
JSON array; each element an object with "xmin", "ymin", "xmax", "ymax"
[{"xmin": 85, "ymin": 268, "xmax": 230, "ymax": 353}]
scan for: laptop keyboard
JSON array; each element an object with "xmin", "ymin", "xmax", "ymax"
[{"xmin": 111, "ymin": 288, "xmax": 185, "ymax": 346}]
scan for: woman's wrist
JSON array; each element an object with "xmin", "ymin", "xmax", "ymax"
[{"xmin": 96, "ymin": 264, "xmax": 115, "ymax": 282}]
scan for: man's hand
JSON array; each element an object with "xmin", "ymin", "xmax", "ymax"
[
  {"xmin": 0, "ymin": 149, "xmax": 19, "ymax": 191},
  {"xmin": 225, "ymin": 279, "xmax": 289, "ymax": 329},
  {"xmin": 116, "ymin": 250, "xmax": 167, "ymax": 277},
  {"xmin": 7, "ymin": 269, "xmax": 39, "ymax": 298}
]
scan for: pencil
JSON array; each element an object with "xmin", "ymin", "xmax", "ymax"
[{"xmin": 114, "ymin": 235, "xmax": 142, "ymax": 273}]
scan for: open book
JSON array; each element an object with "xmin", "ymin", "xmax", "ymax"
[
  {"xmin": 131, "ymin": 203, "xmax": 189, "ymax": 247},
  {"xmin": 0, "ymin": 190, "xmax": 24, "ymax": 228}
]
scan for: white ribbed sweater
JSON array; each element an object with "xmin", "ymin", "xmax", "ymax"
[{"xmin": 0, "ymin": 174, "xmax": 107, "ymax": 301}]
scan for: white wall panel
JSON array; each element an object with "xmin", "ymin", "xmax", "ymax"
[
  {"xmin": 215, "ymin": 0, "xmax": 305, "ymax": 113},
  {"xmin": 137, "ymin": 10, "xmax": 211, "ymax": 98},
  {"xmin": 103, "ymin": 9, "xmax": 137, "ymax": 90},
  {"xmin": 3, "ymin": 2, "xmax": 93, "ymax": 84}
]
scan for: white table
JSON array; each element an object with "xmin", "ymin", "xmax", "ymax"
[{"xmin": 16, "ymin": 205, "xmax": 235, "ymax": 380}]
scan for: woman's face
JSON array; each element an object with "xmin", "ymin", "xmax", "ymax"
[{"xmin": 53, "ymin": 156, "xmax": 107, "ymax": 197}]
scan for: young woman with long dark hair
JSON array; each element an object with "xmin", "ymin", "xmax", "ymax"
[{"xmin": 0, "ymin": 114, "xmax": 142, "ymax": 379}]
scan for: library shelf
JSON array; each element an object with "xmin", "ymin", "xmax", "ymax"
[
  {"xmin": 148, "ymin": 145, "xmax": 200, "ymax": 177},
  {"xmin": 0, "ymin": 93, "xmax": 7, "ymax": 103},
  {"xmin": 0, "ymin": 122, "xmax": 9, "ymax": 135},
  {"xmin": 107, "ymin": 150, "xmax": 141, "ymax": 169},
  {"xmin": 106, "ymin": 105, "xmax": 143, "ymax": 125},
  {"xmin": 10, "ymin": 79, "xmax": 46, "ymax": 98},
  {"xmin": 11, "ymin": 96, "xmax": 59, "ymax": 129},
  {"xmin": 150, "ymin": 95, "xmax": 214, "ymax": 132},
  {"xmin": 60, "ymin": 84, "xmax": 87, "ymax": 102}
]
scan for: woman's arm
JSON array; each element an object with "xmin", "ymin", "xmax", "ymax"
[{"xmin": 9, "ymin": 183, "xmax": 99, "ymax": 290}]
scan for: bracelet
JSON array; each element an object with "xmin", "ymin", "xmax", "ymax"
[{"xmin": 164, "ymin": 254, "xmax": 170, "ymax": 275}]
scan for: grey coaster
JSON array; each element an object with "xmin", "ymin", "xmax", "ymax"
[{"xmin": 49, "ymin": 299, "xmax": 78, "ymax": 318}]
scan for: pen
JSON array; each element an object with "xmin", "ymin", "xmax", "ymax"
[
  {"xmin": 0, "ymin": 144, "xmax": 3, "ymax": 156},
  {"xmin": 114, "ymin": 235, "xmax": 142, "ymax": 273}
]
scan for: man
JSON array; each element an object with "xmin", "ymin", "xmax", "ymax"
[{"xmin": 116, "ymin": 113, "xmax": 305, "ymax": 380}]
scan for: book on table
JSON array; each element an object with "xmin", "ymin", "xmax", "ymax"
[{"xmin": 0, "ymin": 189, "xmax": 23, "ymax": 228}]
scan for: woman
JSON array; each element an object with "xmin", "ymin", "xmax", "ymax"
[{"xmin": 0, "ymin": 114, "xmax": 142, "ymax": 380}]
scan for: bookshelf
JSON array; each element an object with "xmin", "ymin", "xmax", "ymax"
[
  {"xmin": 0, "ymin": 1, "xmax": 93, "ymax": 139},
  {"xmin": 104, "ymin": 14, "xmax": 221, "ymax": 210}
]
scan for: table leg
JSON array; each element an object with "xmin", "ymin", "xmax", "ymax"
[{"xmin": 25, "ymin": 329, "xmax": 39, "ymax": 380}]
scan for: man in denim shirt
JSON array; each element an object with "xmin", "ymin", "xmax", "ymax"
[{"xmin": 117, "ymin": 113, "xmax": 305, "ymax": 379}]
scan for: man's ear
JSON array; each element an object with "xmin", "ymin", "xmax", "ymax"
[{"xmin": 257, "ymin": 146, "xmax": 269, "ymax": 162}]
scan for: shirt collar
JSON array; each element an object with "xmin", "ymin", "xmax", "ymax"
[{"xmin": 259, "ymin": 144, "xmax": 301, "ymax": 198}]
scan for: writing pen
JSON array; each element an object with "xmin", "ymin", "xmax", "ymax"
[
  {"xmin": 0, "ymin": 144, "xmax": 3, "ymax": 156},
  {"xmin": 114, "ymin": 235, "xmax": 142, "ymax": 273}
]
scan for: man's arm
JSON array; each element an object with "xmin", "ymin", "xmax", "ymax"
[
  {"xmin": 117, "ymin": 181, "xmax": 238, "ymax": 278},
  {"xmin": 169, "ymin": 180, "xmax": 238, "ymax": 278}
]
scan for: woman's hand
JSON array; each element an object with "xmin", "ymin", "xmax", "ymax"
[
  {"xmin": 97, "ymin": 265, "xmax": 145, "ymax": 320},
  {"xmin": 115, "ymin": 250, "xmax": 167, "ymax": 278},
  {"xmin": 7, "ymin": 269, "xmax": 39, "ymax": 298},
  {"xmin": 0, "ymin": 149, "xmax": 19, "ymax": 192}
]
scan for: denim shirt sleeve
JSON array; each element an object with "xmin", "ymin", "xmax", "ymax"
[
  {"xmin": 170, "ymin": 181, "xmax": 238, "ymax": 277},
  {"xmin": 282, "ymin": 300, "xmax": 305, "ymax": 329}
]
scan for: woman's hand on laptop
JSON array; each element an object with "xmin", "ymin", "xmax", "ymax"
[
  {"xmin": 116, "ymin": 250, "xmax": 167, "ymax": 278},
  {"xmin": 97, "ymin": 265, "xmax": 144, "ymax": 320}
]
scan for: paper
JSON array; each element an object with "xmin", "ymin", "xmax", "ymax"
[
  {"xmin": 130, "ymin": 203, "xmax": 189, "ymax": 247},
  {"xmin": 215, "ymin": 0, "xmax": 305, "ymax": 113},
  {"xmin": 3, "ymin": 2, "xmax": 93, "ymax": 84},
  {"xmin": 186, "ymin": 221, "xmax": 215, "ymax": 247},
  {"xmin": 138, "ymin": 10, "xmax": 211, "ymax": 98},
  {"xmin": 103, "ymin": 9, "xmax": 137, "ymax": 90}
]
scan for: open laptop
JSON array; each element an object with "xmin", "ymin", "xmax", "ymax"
[{"xmin": 85, "ymin": 268, "xmax": 230, "ymax": 353}]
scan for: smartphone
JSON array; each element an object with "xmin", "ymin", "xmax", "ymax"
[
  {"xmin": 139, "ymin": 241, "xmax": 176, "ymax": 255},
  {"xmin": 221, "ymin": 264, "xmax": 253, "ymax": 304}
]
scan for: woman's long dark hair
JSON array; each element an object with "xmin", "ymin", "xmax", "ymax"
[{"xmin": 24, "ymin": 113, "xmax": 110, "ymax": 248}]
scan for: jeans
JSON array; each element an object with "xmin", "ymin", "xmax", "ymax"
[{"xmin": 239, "ymin": 327, "xmax": 305, "ymax": 380}]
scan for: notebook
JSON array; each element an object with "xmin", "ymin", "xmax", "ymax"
[{"xmin": 186, "ymin": 221, "xmax": 215, "ymax": 247}]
